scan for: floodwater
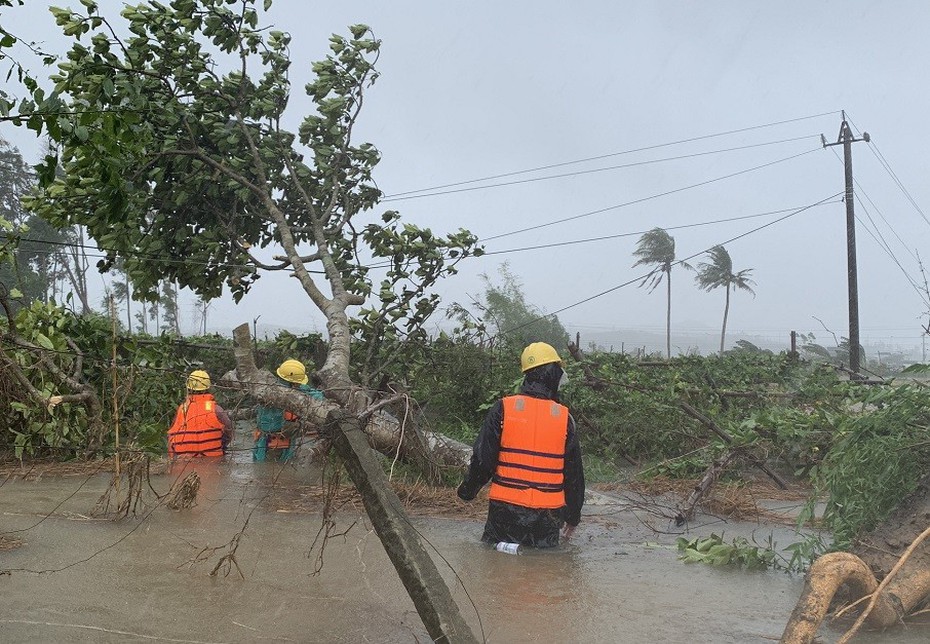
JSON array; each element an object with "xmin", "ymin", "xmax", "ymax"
[{"xmin": 1, "ymin": 437, "xmax": 927, "ymax": 643}]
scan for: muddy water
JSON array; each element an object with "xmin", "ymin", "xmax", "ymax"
[{"xmin": 1, "ymin": 451, "xmax": 926, "ymax": 643}]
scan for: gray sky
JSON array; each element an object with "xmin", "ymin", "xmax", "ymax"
[{"xmin": 3, "ymin": 1, "xmax": 929, "ymax": 354}]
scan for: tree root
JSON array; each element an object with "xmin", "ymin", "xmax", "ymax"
[
  {"xmin": 780, "ymin": 552, "xmax": 899, "ymax": 643},
  {"xmin": 780, "ymin": 531, "xmax": 930, "ymax": 643}
]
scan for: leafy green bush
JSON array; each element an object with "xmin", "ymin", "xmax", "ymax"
[
  {"xmin": 678, "ymin": 531, "xmax": 826, "ymax": 573},
  {"xmin": 2, "ymin": 301, "xmax": 94, "ymax": 457},
  {"xmin": 256, "ymin": 330, "xmax": 325, "ymax": 375},
  {"xmin": 812, "ymin": 383, "xmax": 930, "ymax": 548},
  {"xmin": 402, "ymin": 335, "xmax": 515, "ymax": 442},
  {"xmin": 1, "ymin": 305, "xmax": 244, "ymax": 457},
  {"xmin": 678, "ymin": 533, "xmax": 776, "ymax": 569}
]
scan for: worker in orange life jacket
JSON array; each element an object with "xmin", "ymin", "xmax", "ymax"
[
  {"xmin": 253, "ymin": 359, "xmax": 324, "ymax": 462},
  {"xmin": 457, "ymin": 343, "xmax": 585, "ymax": 548},
  {"xmin": 168, "ymin": 370, "xmax": 234, "ymax": 458}
]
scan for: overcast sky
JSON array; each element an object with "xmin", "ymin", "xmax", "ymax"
[{"xmin": 3, "ymin": 1, "xmax": 929, "ymax": 354}]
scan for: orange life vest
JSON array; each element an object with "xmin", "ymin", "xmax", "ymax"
[
  {"xmin": 252, "ymin": 429, "xmax": 292, "ymax": 450},
  {"xmin": 489, "ymin": 395, "xmax": 568, "ymax": 509},
  {"xmin": 168, "ymin": 393, "xmax": 225, "ymax": 457}
]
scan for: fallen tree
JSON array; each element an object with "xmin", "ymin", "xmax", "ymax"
[
  {"xmin": 566, "ymin": 341, "xmax": 787, "ymax": 524},
  {"xmin": 17, "ymin": 1, "xmax": 481, "ymax": 640},
  {"xmin": 222, "ymin": 327, "xmax": 472, "ymax": 471},
  {"xmin": 780, "ymin": 476, "xmax": 930, "ymax": 643},
  {"xmin": 228, "ymin": 323, "xmax": 476, "ymax": 642},
  {"xmin": 0, "ymin": 286, "xmax": 106, "ymax": 455}
]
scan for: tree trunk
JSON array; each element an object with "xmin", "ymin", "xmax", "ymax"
[
  {"xmin": 228, "ymin": 323, "xmax": 477, "ymax": 644},
  {"xmin": 780, "ymin": 476, "xmax": 930, "ymax": 642},
  {"xmin": 139, "ymin": 300, "xmax": 148, "ymax": 334},
  {"xmin": 171, "ymin": 284, "xmax": 181, "ymax": 336},
  {"xmin": 63, "ymin": 226, "xmax": 91, "ymax": 315},
  {"xmin": 719, "ymin": 285, "xmax": 730, "ymax": 355},
  {"xmin": 675, "ymin": 448, "xmax": 740, "ymax": 525},
  {"xmin": 677, "ymin": 401, "xmax": 788, "ymax": 490},
  {"xmin": 125, "ymin": 280, "xmax": 132, "ymax": 332},
  {"xmin": 76, "ymin": 226, "xmax": 90, "ymax": 314},
  {"xmin": 779, "ymin": 553, "xmax": 900, "ymax": 643},
  {"xmin": 665, "ymin": 269, "xmax": 672, "ymax": 359}
]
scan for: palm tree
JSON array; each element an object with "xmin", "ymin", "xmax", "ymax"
[
  {"xmin": 694, "ymin": 245, "xmax": 755, "ymax": 354},
  {"xmin": 633, "ymin": 228, "xmax": 687, "ymax": 358}
]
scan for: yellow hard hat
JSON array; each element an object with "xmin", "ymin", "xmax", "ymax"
[
  {"xmin": 520, "ymin": 342, "xmax": 562, "ymax": 373},
  {"xmin": 276, "ymin": 359, "xmax": 309, "ymax": 385},
  {"xmin": 187, "ymin": 370, "xmax": 211, "ymax": 391}
]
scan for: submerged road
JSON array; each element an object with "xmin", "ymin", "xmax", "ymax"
[{"xmin": 0, "ymin": 441, "xmax": 925, "ymax": 643}]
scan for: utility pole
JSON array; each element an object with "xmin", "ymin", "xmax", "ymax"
[{"xmin": 822, "ymin": 112, "xmax": 869, "ymax": 376}]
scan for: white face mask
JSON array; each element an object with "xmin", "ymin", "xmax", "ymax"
[{"xmin": 558, "ymin": 370, "xmax": 569, "ymax": 391}]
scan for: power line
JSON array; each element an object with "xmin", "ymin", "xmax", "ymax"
[
  {"xmin": 560, "ymin": 322, "xmax": 927, "ymax": 334},
  {"xmin": 1, "ymin": 195, "xmax": 837, "ymax": 275},
  {"xmin": 846, "ymin": 115, "xmax": 930, "ymax": 229},
  {"xmin": 381, "ymin": 134, "xmax": 820, "ymax": 202},
  {"xmin": 493, "ymin": 192, "xmax": 842, "ymax": 339},
  {"xmin": 868, "ymin": 141, "xmax": 930, "ymax": 227},
  {"xmin": 854, "ymin": 178, "xmax": 920, "ymax": 264},
  {"xmin": 483, "ymin": 147, "xmax": 823, "ymax": 243},
  {"xmin": 482, "ymin": 201, "xmax": 841, "ymax": 257},
  {"xmin": 384, "ymin": 110, "xmax": 840, "ymax": 198},
  {"xmin": 1, "ymin": 118, "xmax": 834, "ymax": 285},
  {"xmin": 827, "ymin": 146, "xmax": 915, "ymax": 262},
  {"xmin": 825, "ymin": 146, "xmax": 930, "ymax": 308},
  {"xmin": 854, "ymin": 210, "xmax": 930, "ymax": 309}
]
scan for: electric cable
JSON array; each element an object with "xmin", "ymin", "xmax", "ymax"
[
  {"xmin": 854, "ymin": 210, "xmax": 930, "ymax": 309},
  {"xmin": 0, "ymin": 196, "xmax": 835, "ymax": 275},
  {"xmin": 384, "ymin": 110, "xmax": 840, "ymax": 198},
  {"xmin": 381, "ymin": 135, "xmax": 820, "ymax": 202},
  {"xmin": 491, "ymin": 192, "xmax": 842, "ymax": 340},
  {"xmin": 2, "ymin": 119, "xmax": 835, "ymax": 286},
  {"xmin": 846, "ymin": 116, "xmax": 930, "ymax": 229},
  {"xmin": 482, "ymin": 201, "xmax": 841, "ymax": 257},
  {"xmin": 855, "ymin": 179, "xmax": 920, "ymax": 264},
  {"xmin": 482, "ymin": 147, "xmax": 823, "ymax": 243},
  {"xmin": 825, "ymin": 146, "xmax": 929, "ymax": 307}
]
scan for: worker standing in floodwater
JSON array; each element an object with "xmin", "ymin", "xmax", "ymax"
[
  {"xmin": 457, "ymin": 343, "xmax": 585, "ymax": 548},
  {"xmin": 168, "ymin": 370, "xmax": 234, "ymax": 459},
  {"xmin": 253, "ymin": 359, "xmax": 324, "ymax": 462}
]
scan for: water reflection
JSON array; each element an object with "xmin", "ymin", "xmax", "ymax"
[{"xmin": 2, "ymin": 448, "xmax": 928, "ymax": 643}]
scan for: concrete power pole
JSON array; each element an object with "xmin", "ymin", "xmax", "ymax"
[{"xmin": 822, "ymin": 113, "xmax": 869, "ymax": 375}]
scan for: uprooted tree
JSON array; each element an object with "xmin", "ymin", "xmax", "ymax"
[
  {"xmin": 779, "ymin": 379, "xmax": 930, "ymax": 643},
  {"xmin": 780, "ymin": 480, "xmax": 930, "ymax": 643},
  {"xmin": 14, "ymin": 0, "xmax": 482, "ymax": 640}
]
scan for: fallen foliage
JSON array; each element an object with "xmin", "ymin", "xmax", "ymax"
[
  {"xmin": 0, "ymin": 534, "xmax": 23, "ymax": 551},
  {"xmin": 270, "ymin": 479, "xmax": 489, "ymax": 520},
  {"xmin": 610, "ymin": 475, "xmax": 811, "ymax": 524}
]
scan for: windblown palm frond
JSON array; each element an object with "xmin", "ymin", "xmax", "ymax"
[
  {"xmin": 694, "ymin": 245, "xmax": 756, "ymax": 354},
  {"xmin": 632, "ymin": 228, "xmax": 685, "ymax": 358}
]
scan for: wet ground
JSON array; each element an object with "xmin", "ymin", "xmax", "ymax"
[{"xmin": 1, "ymin": 437, "xmax": 928, "ymax": 643}]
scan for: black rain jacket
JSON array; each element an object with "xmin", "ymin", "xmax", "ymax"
[{"xmin": 457, "ymin": 378, "xmax": 585, "ymax": 548}]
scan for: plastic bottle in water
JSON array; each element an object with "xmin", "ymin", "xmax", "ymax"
[{"xmin": 495, "ymin": 541, "xmax": 521, "ymax": 555}]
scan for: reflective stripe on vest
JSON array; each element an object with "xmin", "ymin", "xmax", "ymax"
[
  {"xmin": 168, "ymin": 394, "xmax": 225, "ymax": 457},
  {"xmin": 489, "ymin": 395, "xmax": 568, "ymax": 509}
]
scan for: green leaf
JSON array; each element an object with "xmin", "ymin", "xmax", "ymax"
[{"xmin": 35, "ymin": 332, "xmax": 55, "ymax": 350}]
